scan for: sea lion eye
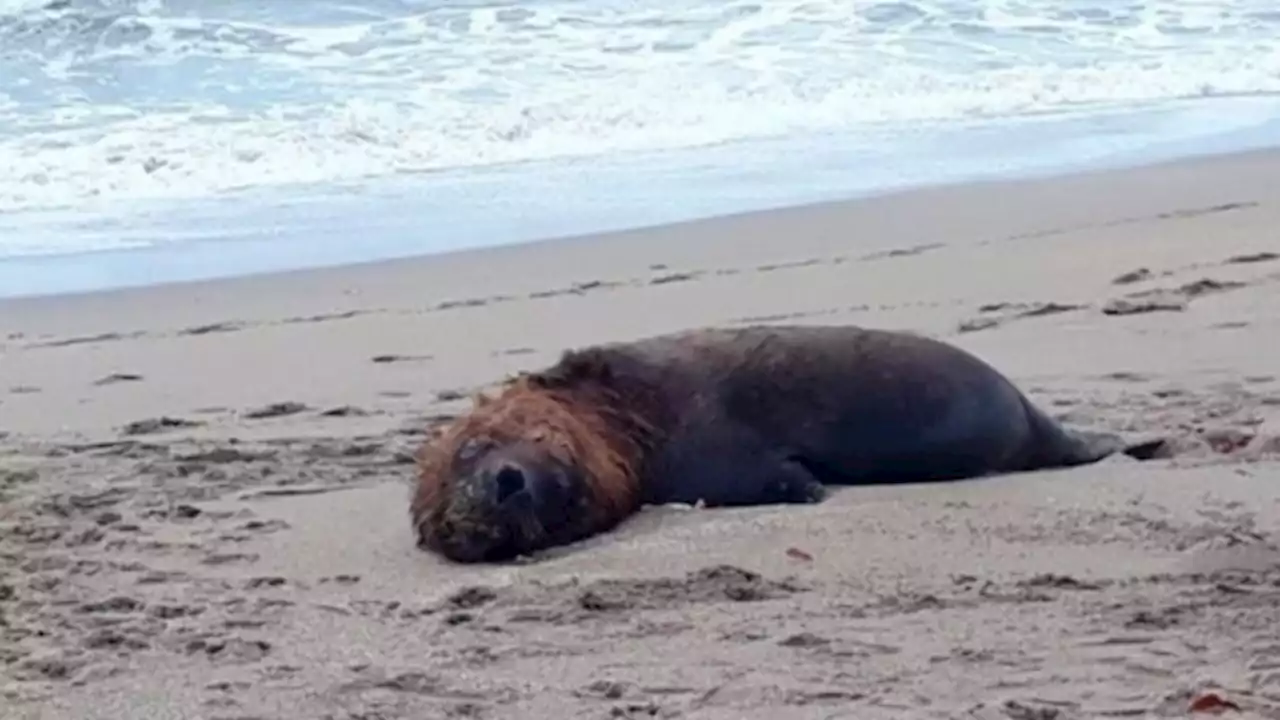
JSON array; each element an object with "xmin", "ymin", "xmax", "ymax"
[{"xmin": 456, "ymin": 437, "xmax": 485, "ymax": 461}]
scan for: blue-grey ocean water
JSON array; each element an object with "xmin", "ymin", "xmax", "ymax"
[{"xmin": 2, "ymin": 0, "xmax": 1280, "ymax": 296}]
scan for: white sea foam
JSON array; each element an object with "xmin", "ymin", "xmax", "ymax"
[{"xmin": 1, "ymin": 0, "xmax": 1279, "ymax": 238}]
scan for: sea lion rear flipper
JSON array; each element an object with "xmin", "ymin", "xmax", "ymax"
[
  {"xmin": 1021, "ymin": 400, "xmax": 1126, "ymax": 468},
  {"xmin": 1063, "ymin": 428, "xmax": 1127, "ymax": 463},
  {"xmin": 1054, "ymin": 430, "xmax": 1172, "ymax": 465},
  {"xmin": 1119, "ymin": 437, "xmax": 1173, "ymax": 461}
]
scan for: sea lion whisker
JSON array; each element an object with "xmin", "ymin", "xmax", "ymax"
[{"xmin": 515, "ymin": 513, "xmax": 545, "ymax": 546}]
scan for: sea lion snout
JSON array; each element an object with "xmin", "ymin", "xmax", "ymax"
[
  {"xmin": 493, "ymin": 463, "xmax": 528, "ymax": 504},
  {"xmin": 475, "ymin": 450, "xmax": 569, "ymax": 512},
  {"xmin": 429, "ymin": 443, "xmax": 590, "ymax": 561}
]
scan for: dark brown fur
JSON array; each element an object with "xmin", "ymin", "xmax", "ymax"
[{"xmin": 411, "ymin": 324, "xmax": 1158, "ymax": 563}]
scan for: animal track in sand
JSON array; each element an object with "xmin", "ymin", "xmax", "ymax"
[
  {"xmin": 859, "ymin": 242, "xmax": 946, "ymax": 261},
  {"xmin": 1224, "ymin": 251, "xmax": 1279, "ymax": 265},
  {"xmin": 957, "ymin": 301, "xmax": 1085, "ymax": 333},
  {"xmin": 1113, "ymin": 267, "xmax": 1155, "ymax": 285},
  {"xmin": 730, "ymin": 307, "xmax": 843, "ymax": 325},
  {"xmin": 1101, "ymin": 248, "xmax": 1279, "ymax": 316},
  {"xmin": 120, "ymin": 416, "xmax": 204, "ymax": 436},
  {"xmin": 492, "ymin": 346, "xmax": 536, "ymax": 357},
  {"xmin": 179, "ymin": 322, "xmax": 244, "ymax": 336},
  {"xmin": 370, "ymin": 353, "xmax": 433, "ymax": 364},
  {"xmin": 31, "ymin": 331, "xmax": 145, "ymax": 348},
  {"xmin": 242, "ymin": 401, "xmax": 310, "ymax": 420},
  {"xmin": 993, "ymin": 200, "xmax": 1260, "ymax": 246},
  {"xmin": 93, "ymin": 372, "xmax": 144, "ymax": 386},
  {"xmin": 959, "ymin": 260, "xmax": 1273, "ymax": 328},
  {"xmin": 282, "ymin": 310, "xmax": 364, "ymax": 324},
  {"xmin": 317, "ymin": 405, "xmax": 371, "ymax": 419},
  {"xmin": 8, "ymin": 248, "xmax": 913, "ymax": 357},
  {"xmin": 14, "ymin": 239, "xmax": 1271, "ymax": 365},
  {"xmin": 757, "ymin": 257, "xmax": 825, "ymax": 272}
]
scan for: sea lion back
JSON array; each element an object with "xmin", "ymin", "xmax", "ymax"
[{"xmin": 599, "ymin": 324, "xmax": 1129, "ymax": 491}]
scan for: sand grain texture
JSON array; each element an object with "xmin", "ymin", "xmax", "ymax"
[{"xmin": 3, "ymin": 150, "xmax": 1280, "ymax": 719}]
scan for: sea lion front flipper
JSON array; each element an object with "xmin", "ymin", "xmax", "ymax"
[
  {"xmin": 647, "ymin": 424, "xmax": 829, "ymax": 508},
  {"xmin": 764, "ymin": 457, "xmax": 829, "ymax": 504}
]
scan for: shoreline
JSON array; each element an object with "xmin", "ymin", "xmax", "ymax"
[
  {"xmin": 4, "ymin": 99, "xmax": 1280, "ymax": 301},
  {"xmin": 3, "ymin": 135, "xmax": 1280, "ymax": 719}
]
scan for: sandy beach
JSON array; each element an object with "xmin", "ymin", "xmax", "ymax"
[{"xmin": 3, "ymin": 148, "xmax": 1280, "ymax": 720}]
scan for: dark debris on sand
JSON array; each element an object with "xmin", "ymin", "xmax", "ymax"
[
  {"xmin": 120, "ymin": 416, "xmax": 204, "ymax": 436},
  {"xmin": 243, "ymin": 401, "xmax": 310, "ymax": 420},
  {"xmin": 1101, "ymin": 294, "xmax": 1187, "ymax": 316}
]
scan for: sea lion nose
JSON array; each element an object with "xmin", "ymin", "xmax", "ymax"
[{"xmin": 493, "ymin": 464, "xmax": 526, "ymax": 504}]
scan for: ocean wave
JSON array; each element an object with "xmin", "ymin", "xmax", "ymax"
[{"xmin": 2, "ymin": 0, "xmax": 1280, "ymax": 214}]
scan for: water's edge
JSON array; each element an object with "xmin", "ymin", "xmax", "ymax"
[{"xmin": 3, "ymin": 99, "xmax": 1280, "ymax": 301}]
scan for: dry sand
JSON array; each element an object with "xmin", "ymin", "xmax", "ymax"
[{"xmin": 2, "ymin": 149, "xmax": 1280, "ymax": 720}]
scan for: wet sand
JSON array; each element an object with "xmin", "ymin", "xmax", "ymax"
[{"xmin": 2, "ymin": 149, "xmax": 1280, "ymax": 719}]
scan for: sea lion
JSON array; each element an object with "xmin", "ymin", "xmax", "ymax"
[{"xmin": 410, "ymin": 324, "xmax": 1156, "ymax": 563}]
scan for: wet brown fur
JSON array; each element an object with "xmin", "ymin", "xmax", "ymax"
[{"xmin": 410, "ymin": 365, "xmax": 660, "ymax": 554}]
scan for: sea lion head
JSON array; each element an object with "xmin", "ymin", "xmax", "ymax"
[
  {"xmin": 410, "ymin": 375, "xmax": 649, "ymax": 563},
  {"xmin": 424, "ymin": 434, "xmax": 594, "ymax": 562}
]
